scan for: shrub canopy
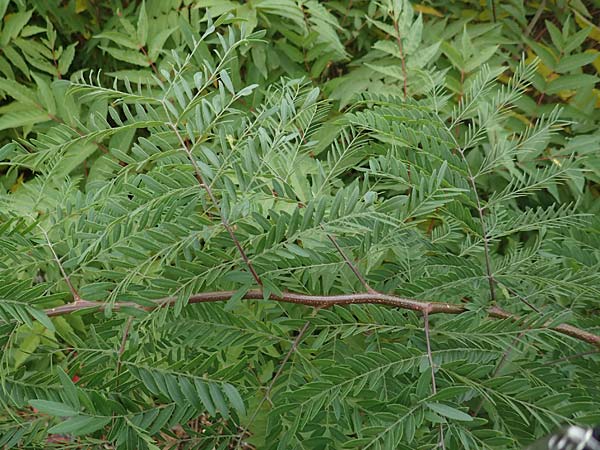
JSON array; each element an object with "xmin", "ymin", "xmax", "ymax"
[{"xmin": 0, "ymin": 1, "xmax": 599, "ymax": 449}]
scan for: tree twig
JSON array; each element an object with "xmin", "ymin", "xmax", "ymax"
[
  {"xmin": 471, "ymin": 283, "xmax": 548, "ymax": 416},
  {"xmin": 324, "ymin": 227, "xmax": 376, "ymax": 294},
  {"xmin": 39, "ymin": 227, "xmax": 81, "ymax": 302},
  {"xmin": 543, "ymin": 350, "xmax": 600, "ymax": 366},
  {"xmin": 42, "ymin": 290, "xmax": 600, "ymax": 348},
  {"xmin": 524, "ymin": 0, "xmax": 546, "ymax": 39},
  {"xmin": 392, "ymin": 17, "xmax": 408, "ymax": 100},
  {"xmin": 472, "ymin": 330, "xmax": 527, "ymax": 416},
  {"xmin": 115, "ymin": 317, "xmax": 134, "ymax": 379},
  {"xmin": 424, "ymin": 307, "xmax": 446, "ymax": 450},
  {"xmin": 168, "ymin": 122, "xmax": 262, "ymax": 286},
  {"xmin": 497, "ymin": 281, "xmax": 541, "ymax": 313},
  {"xmin": 236, "ymin": 320, "xmax": 311, "ymax": 449},
  {"xmin": 424, "ymin": 308, "xmax": 437, "ymax": 395}
]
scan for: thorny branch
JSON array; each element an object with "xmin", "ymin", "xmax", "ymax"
[{"xmin": 43, "ymin": 289, "xmax": 600, "ymax": 348}]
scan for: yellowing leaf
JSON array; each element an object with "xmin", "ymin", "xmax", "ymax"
[
  {"xmin": 509, "ymin": 112, "xmax": 532, "ymax": 126},
  {"xmin": 588, "ymin": 49, "xmax": 600, "ymax": 74},
  {"xmin": 9, "ymin": 172, "xmax": 24, "ymax": 193},
  {"xmin": 593, "ymin": 89, "xmax": 600, "ymax": 108},
  {"xmin": 526, "ymin": 49, "xmax": 553, "ymax": 79},
  {"xmin": 75, "ymin": 0, "xmax": 87, "ymax": 14},
  {"xmin": 557, "ymin": 90, "xmax": 576, "ymax": 101},
  {"xmin": 575, "ymin": 11, "xmax": 600, "ymax": 42},
  {"xmin": 413, "ymin": 4, "xmax": 443, "ymax": 17}
]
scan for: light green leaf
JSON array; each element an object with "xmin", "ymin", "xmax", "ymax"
[
  {"xmin": 137, "ymin": 0, "xmax": 148, "ymax": 46},
  {"xmin": 4, "ymin": 46, "xmax": 30, "ymax": 77},
  {"xmin": 96, "ymin": 31, "xmax": 138, "ymax": 50},
  {"xmin": 195, "ymin": 380, "xmax": 216, "ymax": 416},
  {"xmin": 48, "ymin": 415, "xmax": 111, "ymax": 435},
  {"xmin": 442, "ymin": 42, "xmax": 465, "ymax": 71},
  {"xmin": 426, "ymin": 402, "xmax": 473, "ymax": 421},
  {"xmin": 58, "ymin": 42, "xmax": 77, "ymax": 75},
  {"xmin": 0, "ymin": 0, "xmax": 9, "ymax": 20},
  {"xmin": 464, "ymin": 45, "xmax": 498, "ymax": 73},
  {"xmin": 223, "ymin": 383, "xmax": 246, "ymax": 416},
  {"xmin": 57, "ymin": 367, "xmax": 80, "ymax": 410},
  {"xmin": 209, "ymin": 383, "xmax": 229, "ymax": 418},
  {"xmin": 32, "ymin": 72, "xmax": 56, "ymax": 115},
  {"xmin": 546, "ymin": 74, "xmax": 598, "ymax": 94},
  {"xmin": 1, "ymin": 10, "xmax": 33, "ymax": 45},
  {"xmin": 555, "ymin": 53, "xmax": 599, "ymax": 73},
  {"xmin": 0, "ymin": 107, "xmax": 50, "ymax": 131},
  {"xmin": 0, "ymin": 77, "xmax": 38, "ymax": 104},
  {"xmin": 29, "ymin": 400, "xmax": 78, "ymax": 417},
  {"xmin": 224, "ymin": 284, "xmax": 251, "ymax": 312},
  {"xmin": 220, "ymin": 70, "xmax": 234, "ymax": 94},
  {"xmin": 27, "ymin": 308, "xmax": 55, "ymax": 332},
  {"xmin": 148, "ymin": 28, "xmax": 176, "ymax": 61},
  {"xmin": 100, "ymin": 46, "xmax": 150, "ymax": 67}
]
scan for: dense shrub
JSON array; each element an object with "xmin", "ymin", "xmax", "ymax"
[{"xmin": 0, "ymin": 1, "xmax": 599, "ymax": 449}]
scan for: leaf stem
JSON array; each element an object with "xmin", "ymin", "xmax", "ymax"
[
  {"xmin": 167, "ymin": 122, "xmax": 262, "ymax": 287},
  {"xmin": 392, "ymin": 17, "xmax": 408, "ymax": 100},
  {"xmin": 424, "ymin": 307, "xmax": 446, "ymax": 450},
  {"xmin": 236, "ymin": 320, "xmax": 311, "ymax": 448},
  {"xmin": 40, "ymin": 227, "xmax": 81, "ymax": 302},
  {"xmin": 324, "ymin": 227, "xmax": 376, "ymax": 294},
  {"xmin": 115, "ymin": 317, "xmax": 134, "ymax": 380}
]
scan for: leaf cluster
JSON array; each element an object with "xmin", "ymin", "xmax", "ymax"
[{"xmin": 0, "ymin": 1, "xmax": 599, "ymax": 449}]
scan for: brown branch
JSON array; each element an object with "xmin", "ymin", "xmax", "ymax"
[{"xmin": 43, "ymin": 290, "xmax": 600, "ymax": 348}]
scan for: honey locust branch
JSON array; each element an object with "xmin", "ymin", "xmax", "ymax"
[{"xmin": 43, "ymin": 290, "xmax": 600, "ymax": 348}]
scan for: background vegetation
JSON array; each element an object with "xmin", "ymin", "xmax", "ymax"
[{"xmin": 0, "ymin": 0, "xmax": 599, "ymax": 448}]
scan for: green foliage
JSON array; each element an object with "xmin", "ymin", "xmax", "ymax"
[{"xmin": 0, "ymin": 1, "xmax": 599, "ymax": 449}]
